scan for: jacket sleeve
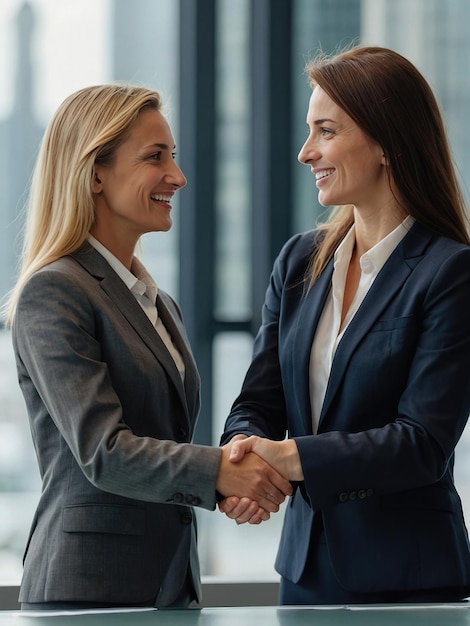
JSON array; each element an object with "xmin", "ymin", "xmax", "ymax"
[
  {"xmin": 221, "ymin": 232, "xmax": 312, "ymax": 444},
  {"xmin": 13, "ymin": 266, "xmax": 221, "ymax": 510}
]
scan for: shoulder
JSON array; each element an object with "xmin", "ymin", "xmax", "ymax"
[
  {"xmin": 278, "ymin": 229, "xmax": 318, "ymax": 260},
  {"xmin": 429, "ymin": 234, "xmax": 470, "ymax": 259},
  {"xmin": 14, "ymin": 251, "xmax": 102, "ymax": 334},
  {"xmin": 399, "ymin": 226, "xmax": 470, "ymax": 310},
  {"xmin": 272, "ymin": 229, "xmax": 319, "ymax": 284},
  {"xmin": 19, "ymin": 256, "xmax": 94, "ymax": 302},
  {"xmin": 405, "ymin": 222, "xmax": 470, "ymax": 257},
  {"xmin": 20, "ymin": 243, "xmax": 111, "ymax": 296},
  {"xmin": 406, "ymin": 224, "xmax": 470, "ymax": 277}
]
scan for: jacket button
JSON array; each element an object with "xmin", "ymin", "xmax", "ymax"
[
  {"xmin": 366, "ymin": 489, "xmax": 374, "ymax": 497},
  {"xmin": 184, "ymin": 495, "xmax": 201, "ymax": 506},
  {"xmin": 339, "ymin": 492, "xmax": 348, "ymax": 503},
  {"xmin": 180, "ymin": 511, "xmax": 193, "ymax": 525},
  {"xmin": 358, "ymin": 490, "xmax": 366, "ymax": 499},
  {"xmin": 173, "ymin": 492, "xmax": 183, "ymax": 503},
  {"xmin": 348, "ymin": 491, "xmax": 357, "ymax": 501}
]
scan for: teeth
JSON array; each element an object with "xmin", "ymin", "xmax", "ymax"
[
  {"xmin": 151, "ymin": 194, "xmax": 172, "ymax": 202},
  {"xmin": 315, "ymin": 169, "xmax": 335, "ymax": 180}
]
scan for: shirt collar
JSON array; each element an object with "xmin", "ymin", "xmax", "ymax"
[
  {"xmin": 334, "ymin": 215, "xmax": 415, "ymax": 274},
  {"xmin": 87, "ymin": 235, "xmax": 157, "ymax": 301}
]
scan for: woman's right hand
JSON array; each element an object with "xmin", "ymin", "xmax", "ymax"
[{"xmin": 229, "ymin": 435, "xmax": 304, "ymax": 482}]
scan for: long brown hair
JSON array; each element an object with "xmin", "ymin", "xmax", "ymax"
[{"xmin": 305, "ymin": 46, "xmax": 470, "ymax": 284}]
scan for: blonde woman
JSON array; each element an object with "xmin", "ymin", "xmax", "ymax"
[{"xmin": 5, "ymin": 84, "xmax": 291, "ymax": 610}]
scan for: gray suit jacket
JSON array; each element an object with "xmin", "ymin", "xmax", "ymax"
[{"xmin": 12, "ymin": 242, "xmax": 221, "ymax": 605}]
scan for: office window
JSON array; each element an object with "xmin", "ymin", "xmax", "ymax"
[
  {"xmin": 213, "ymin": 0, "xmax": 251, "ymax": 321},
  {"xmin": 0, "ymin": 0, "xmax": 469, "ymax": 589}
]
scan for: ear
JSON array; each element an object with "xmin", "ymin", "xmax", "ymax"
[
  {"xmin": 381, "ymin": 153, "xmax": 388, "ymax": 166},
  {"xmin": 91, "ymin": 169, "xmax": 103, "ymax": 193}
]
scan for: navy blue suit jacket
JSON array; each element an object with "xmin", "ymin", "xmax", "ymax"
[{"xmin": 223, "ymin": 221, "xmax": 470, "ymax": 594}]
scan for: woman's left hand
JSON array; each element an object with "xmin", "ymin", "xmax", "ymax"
[{"xmin": 218, "ymin": 496, "xmax": 270, "ymax": 525}]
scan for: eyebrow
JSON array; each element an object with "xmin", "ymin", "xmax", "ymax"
[
  {"xmin": 144, "ymin": 143, "xmax": 176, "ymax": 151},
  {"xmin": 313, "ymin": 118, "xmax": 336, "ymax": 125}
]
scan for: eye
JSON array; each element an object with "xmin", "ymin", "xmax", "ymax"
[
  {"xmin": 320, "ymin": 127, "xmax": 334, "ymax": 137},
  {"xmin": 149, "ymin": 151, "xmax": 163, "ymax": 161}
]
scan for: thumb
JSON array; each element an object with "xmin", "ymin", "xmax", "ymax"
[{"xmin": 229, "ymin": 437, "xmax": 254, "ymax": 462}]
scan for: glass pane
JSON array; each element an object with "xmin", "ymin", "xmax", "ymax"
[
  {"xmin": 361, "ymin": 0, "xmax": 470, "ymax": 208},
  {"xmin": 214, "ymin": 0, "xmax": 251, "ymax": 320}
]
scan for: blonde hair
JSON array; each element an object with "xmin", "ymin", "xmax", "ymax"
[
  {"xmin": 305, "ymin": 46, "xmax": 470, "ymax": 286},
  {"xmin": 4, "ymin": 83, "xmax": 162, "ymax": 325}
]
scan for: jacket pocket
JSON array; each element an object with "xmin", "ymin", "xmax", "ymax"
[
  {"xmin": 370, "ymin": 315, "xmax": 416, "ymax": 333},
  {"xmin": 62, "ymin": 504, "xmax": 146, "ymax": 535}
]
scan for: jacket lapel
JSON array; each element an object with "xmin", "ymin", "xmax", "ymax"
[
  {"xmin": 156, "ymin": 292, "xmax": 200, "ymax": 423},
  {"xmin": 290, "ymin": 259, "xmax": 334, "ymax": 435},
  {"xmin": 318, "ymin": 222, "xmax": 432, "ymax": 427},
  {"xmin": 70, "ymin": 243, "xmax": 193, "ymax": 421}
]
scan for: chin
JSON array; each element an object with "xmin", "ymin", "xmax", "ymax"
[
  {"xmin": 156, "ymin": 219, "xmax": 173, "ymax": 232},
  {"xmin": 318, "ymin": 193, "xmax": 333, "ymax": 208},
  {"xmin": 318, "ymin": 191, "xmax": 344, "ymax": 208}
]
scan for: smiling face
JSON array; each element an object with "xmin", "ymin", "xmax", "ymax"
[
  {"xmin": 91, "ymin": 107, "xmax": 186, "ymax": 258},
  {"xmin": 298, "ymin": 86, "xmax": 390, "ymax": 212}
]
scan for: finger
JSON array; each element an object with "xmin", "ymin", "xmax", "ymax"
[
  {"xmin": 218, "ymin": 496, "xmax": 240, "ymax": 515},
  {"xmin": 267, "ymin": 468, "xmax": 293, "ymax": 498},
  {"xmin": 246, "ymin": 456, "xmax": 290, "ymax": 510},
  {"xmin": 257, "ymin": 472, "xmax": 293, "ymax": 510},
  {"xmin": 259, "ymin": 508, "xmax": 270, "ymax": 522},
  {"xmin": 257, "ymin": 492, "xmax": 281, "ymax": 513},
  {"xmin": 257, "ymin": 482, "xmax": 287, "ymax": 509},
  {"xmin": 231, "ymin": 498, "xmax": 260, "ymax": 524},
  {"xmin": 248, "ymin": 507, "xmax": 270, "ymax": 525},
  {"xmin": 221, "ymin": 497, "xmax": 256, "ymax": 521},
  {"xmin": 245, "ymin": 513, "xmax": 262, "ymax": 525}
]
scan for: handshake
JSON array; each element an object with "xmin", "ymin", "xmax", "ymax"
[{"xmin": 215, "ymin": 435, "xmax": 304, "ymax": 526}]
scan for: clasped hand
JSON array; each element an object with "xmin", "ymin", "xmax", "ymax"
[{"xmin": 216, "ymin": 435, "xmax": 303, "ymax": 526}]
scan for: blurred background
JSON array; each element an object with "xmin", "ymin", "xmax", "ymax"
[{"xmin": 0, "ymin": 0, "xmax": 469, "ymax": 588}]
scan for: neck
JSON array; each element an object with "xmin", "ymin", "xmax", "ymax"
[
  {"xmin": 89, "ymin": 228, "xmax": 137, "ymax": 270},
  {"xmin": 352, "ymin": 203, "xmax": 407, "ymax": 256}
]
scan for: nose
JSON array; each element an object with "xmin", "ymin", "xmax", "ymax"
[
  {"xmin": 166, "ymin": 160, "xmax": 187, "ymax": 189},
  {"xmin": 298, "ymin": 136, "xmax": 321, "ymax": 165}
]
